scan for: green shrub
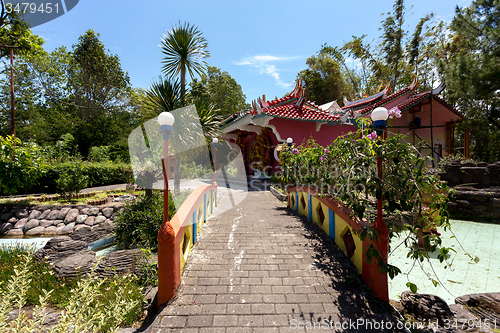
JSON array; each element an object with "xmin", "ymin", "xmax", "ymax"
[
  {"xmin": 33, "ymin": 162, "xmax": 133, "ymax": 194},
  {"xmin": 114, "ymin": 190, "xmax": 177, "ymax": 249},
  {"xmin": 56, "ymin": 161, "xmax": 89, "ymax": 199},
  {"xmin": 89, "ymin": 146, "xmax": 111, "ymax": 163},
  {"xmin": 0, "ymin": 245, "xmax": 146, "ymax": 332},
  {"xmin": 0, "ymin": 136, "xmax": 46, "ymax": 196},
  {"xmin": 180, "ymin": 161, "xmax": 212, "ymax": 179}
]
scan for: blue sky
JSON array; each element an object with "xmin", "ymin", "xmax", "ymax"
[{"xmin": 32, "ymin": 0, "xmax": 472, "ymax": 105}]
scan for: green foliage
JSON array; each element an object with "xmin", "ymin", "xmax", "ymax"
[
  {"xmin": 88, "ymin": 146, "xmax": 111, "ymax": 163},
  {"xmin": 190, "ymin": 66, "xmax": 250, "ymax": 115},
  {"xmin": 159, "ymin": 21, "xmax": 210, "ymax": 101},
  {"xmin": 0, "ymin": 10, "xmax": 44, "ymax": 58},
  {"xmin": 180, "ymin": 161, "xmax": 213, "ymax": 179},
  {"xmin": 33, "ymin": 161, "xmax": 133, "ymax": 194},
  {"xmin": 0, "ymin": 135, "xmax": 45, "ymax": 195},
  {"xmin": 440, "ymin": 0, "xmax": 500, "ymax": 162},
  {"xmin": 333, "ymin": 0, "xmax": 448, "ymax": 95},
  {"xmin": 0, "ymin": 245, "xmax": 146, "ymax": 331},
  {"xmin": 298, "ymin": 53, "xmax": 348, "ymax": 105},
  {"xmin": 0, "ymin": 30, "xmax": 141, "ymax": 159},
  {"xmin": 55, "ymin": 161, "xmax": 88, "ymax": 199},
  {"xmin": 114, "ymin": 191, "xmax": 177, "ymax": 249},
  {"xmin": 279, "ymin": 125, "xmax": 470, "ymax": 292}
]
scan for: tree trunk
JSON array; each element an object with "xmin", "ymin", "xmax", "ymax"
[{"xmin": 174, "ymin": 153, "xmax": 181, "ymax": 193}]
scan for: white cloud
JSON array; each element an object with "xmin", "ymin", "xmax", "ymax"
[{"xmin": 235, "ymin": 54, "xmax": 300, "ymax": 88}]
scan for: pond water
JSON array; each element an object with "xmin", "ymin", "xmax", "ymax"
[
  {"xmin": 0, "ymin": 237, "xmax": 53, "ymax": 250},
  {"xmin": 389, "ymin": 219, "xmax": 500, "ymax": 304}
]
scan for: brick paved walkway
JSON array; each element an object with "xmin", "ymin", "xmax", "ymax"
[{"xmin": 147, "ymin": 191, "xmax": 405, "ymax": 332}]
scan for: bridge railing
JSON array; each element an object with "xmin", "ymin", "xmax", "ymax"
[
  {"xmin": 287, "ymin": 185, "xmax": 387, "ymax": 301},
  {"xmin": 158, "ymin": 184, "xmax": 217, "ymax": 305}
]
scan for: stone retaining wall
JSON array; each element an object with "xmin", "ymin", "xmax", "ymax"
[
  {"xmin": 438, "ymin": 161, "xmax": 500, "ymax": 220},
  {"xmin": 0, "ymin": 205, "xmax": 121, "ymax": 237},
  {"xmin": 438, "ymin": 161, "xmax": 500, "ymax": 187}
]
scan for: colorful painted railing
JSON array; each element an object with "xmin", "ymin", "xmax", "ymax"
[
  {"xmin": 287, "ymin": 185, "xmax": 388, "ymax": 301},
  {"xmin": 158, "ymin": 184, "xmax": 217, "ymax": 305}
]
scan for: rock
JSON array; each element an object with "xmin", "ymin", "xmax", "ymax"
[
  {"xmin": 28, "ymin": 210, "xmax": 42, "ymax": 220},
  {"xmin": 0, "ymin": 212, "xmax": 13, "ymax": 221},
  {"xmin": 71, "ymin": 225, "xmax": 100, "ymax": 243},
  {"xmin": 45, "ymin": 226, "xmax": 59, "ymax": 235},
  {"xmin": 7, "ymin": 217, "xmax": 17, "ymax": 224},
  {"xmin": 102, "ymin": 207, "xmax": 114, "ymax": 218},
  {"xmin": 91, "ymin": 222, "xmax": 114, "ymax": 239},
  {"xmin": 88, "ymin": 207, "xmax": 100, "ymax": 216},
  {"xmin": 23, "ymin": 219, "xmax": 40, "ymax": 233},
  {"xmin": 15, "ymin": 209, "xmax": 28, "ymax": 219},
  {"xmin": 39, "ymin": 209, "xmax": 51, "ymax": 219},
  {"xmin": 47, "ymin": 210, "xmax": 60, "ymax": 220},
  {"xmin": 64, "ymin": 209, "xmax": 79, "ymax": 223},
  {"xmin": 56, "ymin": 223, "xmax": 65, "ymax": 228},
  {"xmin": 76, "ymin": 214, "xmax": 88, "ymax": 225},
  {"xmin": 401, "ymin": 291, "xmax": 452, "ymax": 324},
  {"xmin": 5, "ymin": 228, "xmax": 23, "ymax": 236},
  {"xmin": 54, "ymin": 251, "xmax": 97, "ymax": 279},
  {"xmin": 96, "ymin": 249, "xmax": 144, "ymax": 277},
  {"xmin": 55, "ymin": 225, "xmax": 66, "ymax": 235},
  {"xmin": 0, "ymin": 222, "xmax": 13, "ymax": 234},
  {"xmin": 95, "ymin": 216, "xmax": 106, "ymax": 224},
  {"xmin": 61, "ymin": 222, "xmax": 75, "ymax": 234},
  {"xmin": 455, "ymin": 292, "xmax": 500, "ymax": 315},
  {"xmin": 34, "ymin": 236, "xmax": 88, "ymax": 262},
  {"xmin": 14, "ymin": 218, "xmax": 28, "ymax": 229},
  {"xmin": 58, "ymin": 207, "xmax": 71, "ymax": 220},
  {"xmin": 80, "ymin": 208, "xmax": 90, "ymax": 215},
  {"xmin": 85, "ymin": 216, "xmax": 95, "ymax": 226},
  {"xmin": 26, "ymin": 226, "xmax": 45, "ymax": 236},
  {"xmin": 40, "ymin": 220, "xmax": 54, "ymax": 228}
]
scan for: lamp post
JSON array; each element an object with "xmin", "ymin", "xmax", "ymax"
[
  {"xmin": 157, "ymin": 111, "xmax": 177, "ymax": 306},
  {"xmin": 370, "ymin": 107, "xmax": 389, "ymax": 302},
  {"xmin": 212, "ymin": 138, "xmax": 218, "ymax": 206},
  {"xmin": 287, "ymin": 137, "xmax": 293, "ymax": 147}
]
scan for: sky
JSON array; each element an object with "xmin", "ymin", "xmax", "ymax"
[{"xmin": 31, "ymin": 0, "xmax": 472, "ymax": 105}]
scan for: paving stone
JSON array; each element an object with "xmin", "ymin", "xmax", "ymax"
[
  {"xmin": 185, "ymin": 315, "xmax": 213, "ymax": 327},
  {"xmin": 213, "ymin": 314, "xmax": 238, "ymax": 326}
]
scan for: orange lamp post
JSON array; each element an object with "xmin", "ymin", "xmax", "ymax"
[
  {"xmin": 369, "ymin": 107, "xmax": 389, "ymax": 302},
  {"xmin": 157, "ymin": 111, "xmax": 177, "ymax": 306}
]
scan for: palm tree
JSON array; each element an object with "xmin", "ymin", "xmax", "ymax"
[
  {"xmin": 159, "ymin": 21, "xmax": 210, "ymax": 104},
  {"xmin": 144, "ymin": 78, "xmax": 220, "ymax": 193}
]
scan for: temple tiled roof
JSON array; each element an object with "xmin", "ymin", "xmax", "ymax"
[{"xmin": 261, "ymin": 101, "xmax": 340, "ymax": 122}]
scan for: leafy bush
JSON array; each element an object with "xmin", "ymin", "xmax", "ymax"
[
  {"xmin": 180, "ymin": 161, "xmax": 213, "ymax": 179},
  {"xmin": 56, "ymin": 161, "xmax": 89, "ymax": 199},
  {"xmin": 0, "ymin": 245, "xmax": 146, "ymax": 332},
  {"xmin": 0, "ymin": 136, "xmax": 46, "ymax": 195},
  {"xmin": 89, "ymin": 146, "xmax": 111, "ymax": 162},
  {"xmin": 33, "ymin": 162, "xmax": 134, "ymax": 194},
  {"xmin": 40, "ymin": 133, "xmax": 81, "ymax": 163},
  {"xmin": 114, "ymin": 190, "xmax": 177, "ymax": 249},
  {"xmin": 437, "ymin": 154, "xmax": 478, "ymax": 172}
]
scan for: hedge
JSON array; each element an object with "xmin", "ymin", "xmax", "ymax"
[{"xmin": 30, "ymin": 162, "xmax": 133, "ymax": 194}]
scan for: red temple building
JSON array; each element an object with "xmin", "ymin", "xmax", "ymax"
[{"xmin": 221, "ymin": 77, "xmax": 468, "ymax": 176}]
